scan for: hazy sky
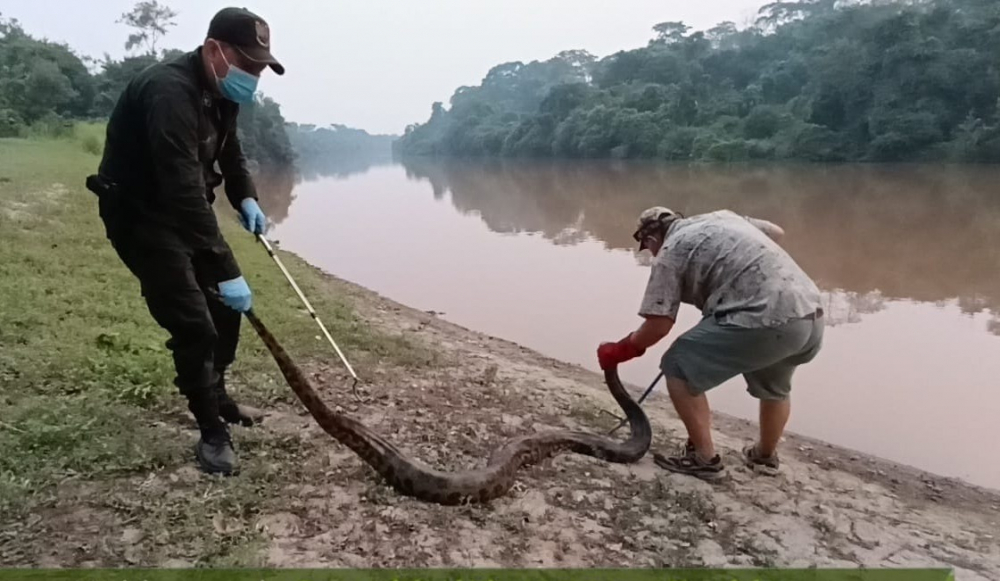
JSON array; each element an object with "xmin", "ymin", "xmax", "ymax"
[{"xmin": 5, "ymin": 1, "xmax": 772, "ymax": 135}]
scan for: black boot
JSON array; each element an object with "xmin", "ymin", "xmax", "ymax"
[
  {"xmin": 214, "ymin": 371, "xmax": 264, "ymax": 427},
  {"xmin": 187, "ymin": 392, "xmax": 238, "ymax": 475}
]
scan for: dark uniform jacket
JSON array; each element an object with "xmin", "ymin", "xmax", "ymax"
[{"xmin": 97, "ymin": 46, "xmax": 257, "ymax": 283}]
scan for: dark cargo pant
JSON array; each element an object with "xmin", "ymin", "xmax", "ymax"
[{"xmin": 105, "ymin": 221, "xmax": 241, "ymax": 404}]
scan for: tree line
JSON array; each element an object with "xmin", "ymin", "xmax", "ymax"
[
  {"xmin": 0, "ymin": 2, "xmax": 296, "ymax": 166},
  {"xmin": 0, "ymin": 1, "xmax": 392, "ymax": 169},
  {"xmin": 394, "ymin": 0, "xmax": 1000, "ymax": 163},
  {"xmin": 286, "ymin": 122, "xmax": 396, "ymax": 180}
]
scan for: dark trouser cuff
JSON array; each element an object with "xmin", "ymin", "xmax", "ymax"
[{"xmin": 186, "ymin": 389, "xmax": 223, "ymax": 430}]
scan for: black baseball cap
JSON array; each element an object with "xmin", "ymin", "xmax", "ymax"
[{"xmin": 207, "ymin": 7, "xmax": 284, "ymax": 75}]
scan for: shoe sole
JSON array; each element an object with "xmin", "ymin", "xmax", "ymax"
[
  {"xmin": 746, "ymin": 463, "xmax": 780, "ymax": 477},
  {"xmin": 653, "ymin": 453, "xmax": 726, "ymax": 481}
]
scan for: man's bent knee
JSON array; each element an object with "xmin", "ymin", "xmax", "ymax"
[
  {"xmin": 165, "ymin": 318, "xmax": 222, "ymax": 396},
  {"xmin": 665, "ymin": 375, "xmax": 696, "ymax": 398}
]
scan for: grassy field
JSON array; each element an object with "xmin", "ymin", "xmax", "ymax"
[{"xmin": 0, "ymin": 124, "xmax": 430, "ymax": 564}]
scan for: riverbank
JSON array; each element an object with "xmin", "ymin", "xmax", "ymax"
[{"xmin": 1, "ymin": 134, "xmax": 998, "ymax": 578}]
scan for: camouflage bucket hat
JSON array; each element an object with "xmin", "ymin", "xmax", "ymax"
[{"xmin": 633, "ymin": 206, "xmax": 680, "ymax": 250}]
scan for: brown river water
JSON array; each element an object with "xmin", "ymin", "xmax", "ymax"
[{"xmin": 255, "ymin": 158, "xmax": 1000, "ymax": 491}]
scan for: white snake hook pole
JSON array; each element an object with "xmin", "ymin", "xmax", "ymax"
[{"xmin": 255, "ymin": 234, "xmax": 363, "ymax": 397}]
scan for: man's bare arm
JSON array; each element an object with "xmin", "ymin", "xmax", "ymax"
[{"xmin": 631, "ymin": 314, "xmax": 676, "ymax": 350}]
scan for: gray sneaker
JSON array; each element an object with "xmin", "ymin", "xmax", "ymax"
[
  {"xmin": 187, "ymin": 391, "xmax": 239, "ymax": 475},
  {"xmin": 195, "ymin": 426, "xmax": 238, "ymax": 475}
]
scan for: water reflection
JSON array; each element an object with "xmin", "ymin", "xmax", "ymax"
[
  {"xmin": 399, "ymin": 158, "xmax": 1000, "ymax": 332},
  {"xmin": 253, "ymin": 163, "xmax": 298, "ymax": 228},
  {"xmin": 296, "ymin": 151, "xmax": 395, "ymax": 182},
  {"xmin": 266, "ymin": 158, "xmax": 1000, "ymax": 488},
  {"xmin": 254, "ymin": 151, "xmax": 397, "ymax": 232},
  {"xmin": 259, "ymin": 156, "xmax": 1000, "ymax": 331},
  {"xmin": 818, "ymin": 290, "xmax": 888, "ymax": 327},
  {"xmin": 989, "ymin": 315, "xmax": 1000, "ymax": 335}
]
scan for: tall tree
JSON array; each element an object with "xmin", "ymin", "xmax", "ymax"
[
  {"xmin": 117, "ymin": 0, "xmax": 178, "ymax": 55},
  {"xmin": 650, "ymin": 21, "xmax": 690, "ymax": 45}
]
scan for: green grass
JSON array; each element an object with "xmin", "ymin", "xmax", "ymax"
[{"xmin": 0, "ymin": 126, "xmax": 434, "ymax": 563}]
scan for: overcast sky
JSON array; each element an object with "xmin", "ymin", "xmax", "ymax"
[{"xmin": 5, "ymin": 1, "xmax": 772, "ymax": 135}]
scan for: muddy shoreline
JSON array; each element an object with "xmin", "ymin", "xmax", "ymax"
[
  {"xmin": 302, "ymin": 249, "xmax": 1000, "ymax": 576},
  {"xmin": 331, "ymin": 261, "xmax": 1000, "ymax": 508}
]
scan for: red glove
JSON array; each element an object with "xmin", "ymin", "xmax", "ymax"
[{"xmin": 597, "ymin": 333, "xmax": 645, "ymax": 370}]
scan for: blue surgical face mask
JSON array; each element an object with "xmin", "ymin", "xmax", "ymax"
[{"xmin": 210, "ymin": 42, "xmax": 259, "ymax": 104}]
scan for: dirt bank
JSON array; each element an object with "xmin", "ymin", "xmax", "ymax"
[
  {"xmin": 242, "ymin": 262, "xmax": 1000, "ymax": 576},
  {"xmin": 0, "ymin": 160, "xmax": 1000, "ymax": 581}
]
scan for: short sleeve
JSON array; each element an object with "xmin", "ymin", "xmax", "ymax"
[
  {"xmin": 638, "ymin": 256, "xmax": 682, "ymax": 320},
  {"xmin": 744, "ymin": 215, "xmax": 782, "ymax": 239}
]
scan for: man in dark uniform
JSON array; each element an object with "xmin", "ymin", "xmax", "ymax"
[{"xmin": 89, "ymin": 7, "xmax": 285, "ymax": 475}]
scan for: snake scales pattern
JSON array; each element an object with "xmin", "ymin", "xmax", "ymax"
[{"xmin": 245, "ymin": 309, "xmax": 652, "ymax": 505}]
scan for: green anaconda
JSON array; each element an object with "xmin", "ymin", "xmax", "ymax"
[{"xmin": 245, "ymin": 309, "xmax": 651, "ymax": 505}]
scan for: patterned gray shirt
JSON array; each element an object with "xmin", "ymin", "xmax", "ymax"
[{"xmin": 639, "ymin": 210, "xmax": 822, "ymax": 328}]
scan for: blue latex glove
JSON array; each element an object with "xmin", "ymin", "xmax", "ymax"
[
  {"xmin": 238, "ymin": 198, "xmax": 267, "ymax": 235},
  {"xmin": 218, "ymin": 276, "xmax": 252, "ymax": 312}
]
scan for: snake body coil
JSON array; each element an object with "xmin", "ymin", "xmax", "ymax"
[{"xmin": 246, "ymin": 310, "xmax": 651, "ymax": 505}]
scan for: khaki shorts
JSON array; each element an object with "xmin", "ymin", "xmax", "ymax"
[{"xmin": 660, "ymin": 311, "xmax": 824, "ymax": 401}]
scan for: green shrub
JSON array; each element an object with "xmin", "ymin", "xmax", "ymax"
[
  {"xmin": 657, "ymin": 126, "xmax": 698, "ymax": 160},
  {"xmin": 706, "ymin": 139, "xmax": 751, "ymax": 162},
  {"xmin": 0, "ymin": 109, "xmax": 26, "ymax": 138},
  {"xmin": 28, "ymin": 112, "xmax": 76, "ymax": 139},
  {"xmin": 744, "ymin": 105, "xmax": 786, "ymax": 140},
  {"xmin": 81, "ymin": 134, "xmax": 101, "ymax": 155}
]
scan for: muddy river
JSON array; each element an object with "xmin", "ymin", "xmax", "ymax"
[{"xmin": 255, "ymin": 157, "xmax": 1000, "ymax": 490}]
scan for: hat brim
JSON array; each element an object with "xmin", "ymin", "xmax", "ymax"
[
  {"xmin": 235, "ymin": 45, "xmax": 285, "ymax": 75},
  {"xmin": 633, "ymin": 225, "xmax": 650, "ymax": 251}
]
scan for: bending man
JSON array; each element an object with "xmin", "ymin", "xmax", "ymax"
[{"xmin": 598, "ymin": 207, "xmax": 824, "ymax": 480}]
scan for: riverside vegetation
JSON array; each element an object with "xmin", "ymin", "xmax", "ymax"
[{"xmin": 394, "ymin": 0, "xmax": 1000, "ymax": 163}]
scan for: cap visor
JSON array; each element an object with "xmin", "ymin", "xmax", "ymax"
[{"xmin": 236, "ymin": 45, "xmax": 285, "ymax": 75}]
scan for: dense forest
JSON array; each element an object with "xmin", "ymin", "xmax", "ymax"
[
  {"xmin": 0, "ymin": 3, "xmax": 298, "ymax": 167},
  {"xmin": 394, "ymin": 0, "xmax": 1000, "ymax": 163},
  {"xmin": 0, "ymin": 2, "xmax": 394, "ymax": 170}
]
